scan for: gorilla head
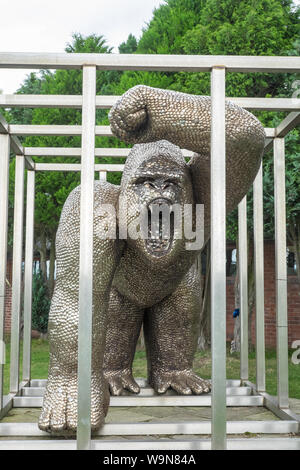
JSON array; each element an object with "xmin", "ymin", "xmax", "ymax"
[{"xmin": 119, "ymin": 140, "xmax": 194, "ymax": 262}]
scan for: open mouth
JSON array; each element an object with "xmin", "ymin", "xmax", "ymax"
[{"xmin": 145, "ymin": 198, "xmax": 174, "ymax": 257}]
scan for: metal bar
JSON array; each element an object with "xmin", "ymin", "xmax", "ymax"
[
  {"xmin": 22, "ymin": 171, "xmax": 35, "ymax": 382},
  {"xmin": 9, "ymin": 125, "xmax": 276, "ymax": 140},
  {"xmin": 273, "ymin": 138, "xmax": 289, "ymax": 409},
  {"xmin": 13, "ymin": 395, "xmax": 264, "ymax": 407},
  {"xmin": 0, "ymin": 134, "xmax": 10, "ymax": 410},
  {"xmin": 0, "ymin": 52, "xmax": 299, "ymax": 72},
  {"xmin": 1, "ymin": 438, "xmax": 300, "ymax": 451},
  {"xmin": 24, "ymin": 157, "xmax": 35, "ymax": 171},
  {"xmin": 24, "ymin": 147, "xmax": 193, "ymax": 157},
  {"xmin": 77, "ymin": 65, "xmax": 96, "ymax": 450},
  {"xmin": 34, "ymin": 163, "xmax": 124, "ymax": 172},
  {"xmin": 253, "ymin": 164, "xmax": 266, "ymax": 392},
  {"xmin": 30, "ymin": 378, "xmax": 242, "ymax": 387},
  {"xmin": 238, "ymin": 196, "xmax": 248, "ymax": 381},
  {"xmin": 276, "ymin": 112, "xmax": 300, "ymax": 137},
  {"xmin": 9, "ymin": 124, "xmax": 112, "ymax": 137},
  {"xmin": 9, "ymin": 155, "xmax": 25, "ymax": 393},
  {"xmin": 1, "ymin": 94, "xmax": 299, "ymax": 111},
  {"xmin": 21, "ymin": 385, "xmax": 251, "ymax": 397},
  {"xmin": 0, "ymin": 420, "xmax": 297, "ymax": 437},
  {"xmin": 246, "ymin": 381, "xmax": 299, "ymax": 423},
  {"xmin": 210, "ymin": 66, "xmax": 227, "ymax": 450},
  {"xmin": 10, "ymin": 136, "xmax": 24, "ymax": 155},
  {"xmin": 99, "ymin": 171, "xmax": 107, "ymax": 181}
]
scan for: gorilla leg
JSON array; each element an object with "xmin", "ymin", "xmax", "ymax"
[
  {"xmin": 144, "ymin": 264, "xmax": 210, "ymax": 395},
  {"xmin": 104, "ymin": 287, "xmax": 144, "ymax": 395}
]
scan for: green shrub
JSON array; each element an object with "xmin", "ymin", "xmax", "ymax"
[{"xmin": 31, "ymin": 272, "xmax": 50, "ymax": 333}]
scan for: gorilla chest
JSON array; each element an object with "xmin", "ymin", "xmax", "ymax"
[{"xmin": 112, "ymin": 248, "xmax": 193, "ymax": 309}]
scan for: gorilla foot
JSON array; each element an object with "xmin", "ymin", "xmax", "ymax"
[
  {"xmin": 104, "ymin": 369, "xmax": 140, "ymax": 396},
  {"xmin": 38, "ymin": 373, "xmax": 109, "ymax": 434},
  {"xmin": 151, "ymin": 370, "xmax": 211, "ymax": 395}
]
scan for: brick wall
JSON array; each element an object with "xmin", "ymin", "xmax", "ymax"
[{"xmin": 226, "ymin": 241, "xmax": 300, "ymax": 348}]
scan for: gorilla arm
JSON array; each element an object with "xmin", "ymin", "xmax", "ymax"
[
  {"xmin": 38, "ymin": 182, "xmax": 121, "ymax": 433},
  {"xmin": 109, "ymin": 85, "xmax": 265, "ymax": 237}
]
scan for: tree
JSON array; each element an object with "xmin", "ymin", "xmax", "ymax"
[{"xmin": 119, "ymin": 34, "xmax": 138, "ymax": 54}]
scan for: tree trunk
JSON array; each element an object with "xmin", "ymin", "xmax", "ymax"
[
  {"xmin": 38, "ymin": 230, "xmax": 47, "ymax": 282},
  {"xmin": 48, "ymin": 231, "xmax": 56, "ymax": 297},
  {"xmin": 198, "ymin": 241, "xmax": 211, "ymax": 351},
  {"xmin": 288, "ymin": 215, "xmax": 300, "ymax": 285}
]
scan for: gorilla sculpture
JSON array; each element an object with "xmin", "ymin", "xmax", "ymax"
[{"xmin": 39, "ymin": 85, "xmax": 265, "ymax": 432}]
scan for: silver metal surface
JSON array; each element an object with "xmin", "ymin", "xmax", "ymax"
[
  {"xmin": 77, "ymin": 65, "xmax": 96, "ymax": 450},
  {"xmin": 22, "ymin": 170, "xmax": 35, "ymax": 382},
  {"xmin": 210, "ymin": 66, "xmax": 227, "ymax": 450},
  {"xmin": 34, "ymin": 163, "xmax": 124, "ymax": 172},
  {"xmin": 0, "ymin": 420, "xmax": 297, "ymax": 437},
  {"xmin": 99, "ymin": 171, "xmax": 107, "ymax": 181},
  {"xmin": 21, "ymin": 385, "xmax": 251, "ymax": 397},
  {"xmin": 273, "ymin": 138, "xmax": 289, "ymax": 409},
  {"xmin": 13, "ymin": 394, "xmax": 264, "ymax": 407},
  {"xmin": 1, "ymin": 437, "xmax": 300, "ymax": 450},
  {"xmin": 238, "ymin": 196, "xmax": 248, "ymax": 381},
  {"xmin": 0, "ymin": 52, "xmax": 299, "ymax": 72},
  {"xmin": 30, "ymin": 378, "xmax": 241, "ymax": 388},
  {"xmin": 1, "ymin": 93, "xmax": 299, "ymax": 111},
  {"xmin": 276, "ymin": 112, "xmax": 300, "ymax": 137},
  {"xmin": 253, "ymin": 164, "xmax": 266, "ymax": 392},
  {"xmin": 0, "ymin": 134, "xmax": 10, "ymax": 410},
  {"xmin": 246, "ymin": 381, "xmax": 300, "ymax": 424},
  {"xmin": 24, "ymin": 147, "xmax": 194, "ymax": 158},
  {"xmin": 9, "ymin": 124, "xmax": 112, "ymax": 137},
  {"xmin": 9, "ymin": 155, "xmax": 25, "ymax": 393}
]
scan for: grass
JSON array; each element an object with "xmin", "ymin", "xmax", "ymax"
[{"xmin": 2, "ymin": 338, "xmax": 300, "ymax": 399}]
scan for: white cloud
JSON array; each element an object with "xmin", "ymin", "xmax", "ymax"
[{"xmin": 0, "ymin": 0, "xmax": 164, "ymax": 93}]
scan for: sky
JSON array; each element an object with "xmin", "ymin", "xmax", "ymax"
[
  {"xmin": 0, "ymin": 0, "xmax": 164, "ymax": 94},
  {"xmin": 1, "ymin": 0, "xmax": 299, "ymax": 94}
]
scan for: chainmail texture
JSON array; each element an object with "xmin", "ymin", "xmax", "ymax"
[{"xmin": 39, "ymin": 85, "xmax": 265, "ymax": 433}]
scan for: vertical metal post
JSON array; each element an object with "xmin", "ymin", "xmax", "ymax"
[
  {"xmin": 253, "ymin": 163, "xmax": 266, "ymax": 391},
  {"xmin": 77, "ymin": 65, "xmax": 96, "ymax": 450},
  {"xmin": 22, "ymin": 170, "xmax": 35, "ymax": 382},
  {"xmin": 10, "ymin": 155, "xmax": 25, "ymax": 393},
  {"xmin": 238, "ymin": 196, "xmax": 248, "ymax": 381},
  {"xmin": 273, "ymin": 138, "xmax": 289, "ymax": 408},
  {"xmin": 0, "ymin": 134, "xmax": 10, "ymax": 409},
  {"xmin": 99, "ymin": 171, "xmax": 107, "ymax": 182},
  {"xmin": 210, "ymin": 66, "xmax": 227, "ymax": 450}
]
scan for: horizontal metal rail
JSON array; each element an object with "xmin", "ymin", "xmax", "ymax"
[
  {"xmin": 13, "ymin": 395, "xmax": 264, "ymax": 407},
  {"xmin": 0, "ymin": 438, "xmax": 300, "ymax": 451},
  {"xmin": 0, "ymin": 52, "xmax": 299, "ymax": 73},
  {"xmin": 21, "ymin": 386, "xmax": 252, "ymax": 397},
  {"xmin": 0, "ymin": 420, "xmax": 297, "ymax": 437},
  {"xmin": 24, "ymin": 147, "xmax": 194, "ymax": 157},
  {"xmin": 9, "ymin": 124, "xmax": 112, "ymax": 136},
  {"xmin": 35, "ymin": 163, "xmax": 124, "ymax": 172},
  {"xmin": 1, "ymin": 94, "xmax": 299, "ymax": 111}
]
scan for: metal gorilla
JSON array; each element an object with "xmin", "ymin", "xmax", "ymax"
[{"xmin": 38, "ymin": 85, "xmax": 265, "ymax": 432}]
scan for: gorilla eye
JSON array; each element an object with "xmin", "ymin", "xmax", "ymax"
[
  {"xmin": 134, "ymin": 176, "xmax": 155, "ymax": 187},
  {"xmin": 164, "ymin": 179, "xmax": 179, "ymax": 188}
]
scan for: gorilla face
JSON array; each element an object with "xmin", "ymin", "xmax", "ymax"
[{"xmin": 120, "ymin": 152, "xmax": 194, "ymax": 261}]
